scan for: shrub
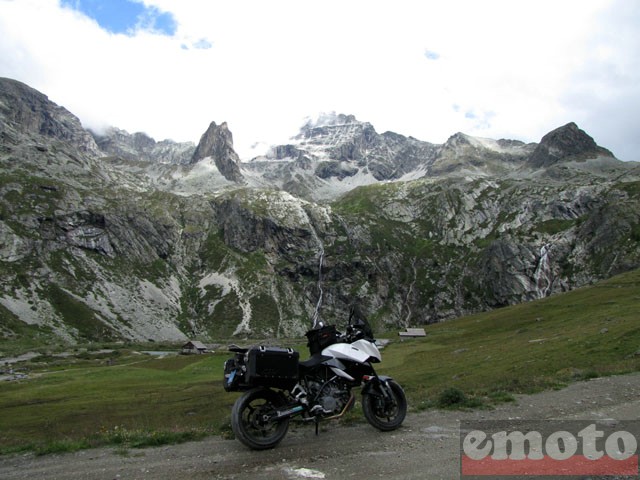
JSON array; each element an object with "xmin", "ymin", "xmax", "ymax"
[
  {"xmin": 436, "ymin": 387, "xmax": 485, "ymax": 409},
  {"xmin": 437, "ymin": 387, "xmax": 467, "ymax": 407}
]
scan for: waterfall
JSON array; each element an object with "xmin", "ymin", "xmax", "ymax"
[
  {"xmin": 304, "ymin": 206, "xmax": 327, "ymax": 329},
  {"xmin": 403, "ymin": 258, "xmax": 418, "ymax": 327},
  {"xmin": 311, "ymin": 245, "xmax": 325, "ymax": 329},
  {"xmin": 533, "ymin": 244, "xmax": 553, "ymax": 298}
]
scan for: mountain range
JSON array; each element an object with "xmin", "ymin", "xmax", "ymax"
[{"xmin": 1, "ymin": 76, "xmax": 639, "ymax": 344}]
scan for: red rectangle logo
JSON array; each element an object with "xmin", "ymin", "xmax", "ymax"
[{"xmin": 462, "ymin": 455, "xmax": 639, "ymax": 476}]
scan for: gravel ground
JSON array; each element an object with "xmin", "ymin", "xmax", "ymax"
[{"xmin": 1, "ymin": 372, "xmax": 639, "ymax": 480}]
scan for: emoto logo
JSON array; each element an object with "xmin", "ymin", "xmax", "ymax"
[{"xmin": 460, "ymin": 420, "xmax": 639, "ymax": 477}]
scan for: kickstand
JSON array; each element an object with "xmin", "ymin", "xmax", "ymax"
[{"xmin": 315, "ymin": 418, "xmax": 319, "ymax": 436}]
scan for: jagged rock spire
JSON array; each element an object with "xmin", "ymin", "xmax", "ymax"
[{"xmin": 192, "ymin": 121, "xmax": 244, "ymax": 183}]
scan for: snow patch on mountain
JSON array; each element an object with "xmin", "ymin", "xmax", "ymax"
[
  {"xmin": 312, "ymin": 170, "xmax": 381, "ymax": 200},
  {"xmin": 167, "ymin": 156, "xmax": 237, "ymax": 196}
]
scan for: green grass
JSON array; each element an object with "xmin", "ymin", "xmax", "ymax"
[
  {"xmin": 0, "ymin": 268, "xmax": 639, "ymax": 454},
  {"xmin": 376, "ymin": 268, "xmax": 640, "ymax": 406},
  {"xmin": 0, "ymin": 353, "xmax": 238, "ymax": 454},
  {"xmin": 533, "ymin": 218, "xmax": 576, "ymax": 235}
]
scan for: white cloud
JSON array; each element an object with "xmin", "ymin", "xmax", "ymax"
[{"xmin": 0, "ymin": 0, "xmax": 638, "ymax": 160}]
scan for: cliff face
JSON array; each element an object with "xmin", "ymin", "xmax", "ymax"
[
  {"xmin": 0, "ymin": 77, "xmax": 100, "ymax": 156},
  {"xmin": 330, "ymin": 177, "xmax": 640, "ymax": 324},
  {"xmin": 1, "ymin": 78, "xmax": 639, "ymax": 344}
]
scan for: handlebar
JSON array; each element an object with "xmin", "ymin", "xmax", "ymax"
[{"xmin": 337, "ymin": 325, "xmax": 370, "ymax": 344}]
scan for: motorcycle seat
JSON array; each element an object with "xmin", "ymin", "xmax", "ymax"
[{"xmin": 299, "ymin": 354, "xmax": 332, "ymax": 370}]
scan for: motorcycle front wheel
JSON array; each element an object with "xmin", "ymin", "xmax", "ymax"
[
  {"xmin": 362, "ymin": 379, "xmax": 407, "ymax": 431},
  {"xmin": 231, "ymin": 387, "xmax": 290, "ymax": 450}
]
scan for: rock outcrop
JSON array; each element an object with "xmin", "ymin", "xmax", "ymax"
[
  {"xmin": 192, "ymin": 121, "xmax": 244, "ymax": 183},
  {"xmin": 429, "ymin": 132, "xmax": 533, "ymax": 175},
  {"xmin": 91, "ymin": 127, "xmax": 195, "ymax": 164},
  {"xmin": 528, "ymin": 122, "xmax": 614, "ymax": 168},
  {"xmin": 0, "ymin": 77, "xmax": 100, "ymax": 156}
]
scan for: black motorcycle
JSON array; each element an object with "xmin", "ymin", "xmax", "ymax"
[{"xmin": 223, "ymin": 317, "xmax": 407, "ymax": 450}]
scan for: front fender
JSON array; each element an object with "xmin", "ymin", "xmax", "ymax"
[{"xmin": 362, "ymin": 375, "xmax": 393, "ymax": 395}]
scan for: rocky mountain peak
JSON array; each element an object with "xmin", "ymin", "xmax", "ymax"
[
  {"xmin": 91, "ymin": 127, "xmax": 195, "ymax": 164},
  {"xmin": 192, "ymin": 121, "xmax": 244, "ymax": 183},
  {"xmin": 428, "ymin": 131, "xmax": 535, "ymax": 176},
  {"xmin": 528, "ymin": 122, "xmax": 614, "ymax": 168},
  {"xmin": 302, "ymin": 112, "xmax": 359, "ymax": 129},
  {"xmin": 0, "ymin": 77, "xmax": 100, "ymax": 156},
  {"xmin": 295, "ymin": 113, "xmax": 376, "ymax": 144},
  {"xmin": 443, "ymin": 132, "xmax": 473, "ymax": 149}
]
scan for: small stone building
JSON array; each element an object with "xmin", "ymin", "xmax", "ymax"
[{"xmin": 181, "ymin": 340, "xmax": 208, "ymax": 355}]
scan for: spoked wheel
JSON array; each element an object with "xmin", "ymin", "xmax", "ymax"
[
  {"xmin": 231, "ymin": 388, "xmax": 289, "ymax": 450},
  {"xmin": 362, "ymin": 379, "xmax": 407, "ymax": 431}
]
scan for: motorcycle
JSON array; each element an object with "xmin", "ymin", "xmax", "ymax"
[{"xmin": 223, "ymin": 315, "xmax": 407, "ymax": 450}]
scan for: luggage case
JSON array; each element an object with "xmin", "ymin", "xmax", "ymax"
[{"xmin": 246, "ymin": 346, "xmax": 299, "ymax": 388}]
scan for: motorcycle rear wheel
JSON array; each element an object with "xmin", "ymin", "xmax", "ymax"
[
  {"xmin": 362, "ymin": 379, "xmax": 407, "ymax": 431},
  {"xmin": 231, "ymin": 388, "xmax": 290, "ymax": 450}
]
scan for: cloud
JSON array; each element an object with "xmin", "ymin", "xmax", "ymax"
[
  {"xmin": 191, "ymin": 38, "xmax": 212, "ymax": 50},
  {"xmin": 557, "ymin": 0, "xmax": 640, "ymax": 160},
  {"xmin": 424, "ymin": 50, "xmax": 440, "ymax": 61},
  {"xmin": 0, "ymin": 0, "xmax": 638, "ymax": 160}
]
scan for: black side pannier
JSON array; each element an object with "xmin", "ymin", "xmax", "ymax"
[
  {"xmin": 246, "ymin": 346, "xmax": 299, "ymax": 389},
  {"xmin": 305, "ymin": 325, "xmax": 338, "ymax": 355}
]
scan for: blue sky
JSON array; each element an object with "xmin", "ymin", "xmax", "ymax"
[
  {"xmin": 60, "ymin": 0, "xmax": 176, "ymax": 35},
  {"xmin": 0, "ymin": 0, "xmax": 639, "ymax": 161}
]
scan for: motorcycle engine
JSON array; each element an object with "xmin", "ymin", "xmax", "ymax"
[{"xmin": 307, "ymin": 380, "xmax": 350, "ymax": 416}]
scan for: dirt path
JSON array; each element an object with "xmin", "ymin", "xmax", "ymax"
[{"xmin": 1, "ymin": 372, "xmax": 640, "ymax": 480}]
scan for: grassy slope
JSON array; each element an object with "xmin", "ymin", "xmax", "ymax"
[
  {"xmin": 379, "ymin": 267, "xmax": 640, "ymax": 406},
  {"xmin": 0, "ymin": 353, "xmax": 236, "ymax": 453},
  {"xmin": 0, "ymin": 268, "xmax": 638, "ymax": 453}
]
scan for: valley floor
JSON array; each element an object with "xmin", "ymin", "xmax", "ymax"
[{"xmin": 1, "ymin": 372, "xmax": 639, "ymax": 479}]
